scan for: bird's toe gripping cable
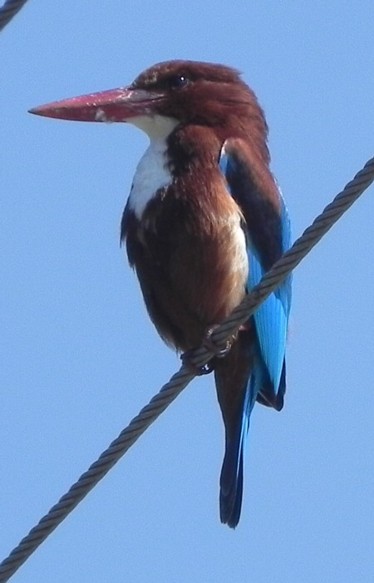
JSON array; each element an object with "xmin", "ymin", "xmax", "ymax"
[{"xmin": 180, "ymin": 325, "xmax": 233, "ymax": 375}]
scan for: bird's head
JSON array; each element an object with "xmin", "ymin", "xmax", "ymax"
[{"xmin": 30, "ymin": 60, "xmax": 269, "ymax": 159}]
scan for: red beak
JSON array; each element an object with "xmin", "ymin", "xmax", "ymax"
[{"xmin": 29, "ymin": 87, "xmax": 162, "ymax": 122}]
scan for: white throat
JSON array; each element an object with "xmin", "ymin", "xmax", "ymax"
[{"xmin": 128, "ymin": 115, "xmax": 178, "ymax": 219}]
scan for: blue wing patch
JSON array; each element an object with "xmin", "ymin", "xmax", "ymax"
[{"xmin": 219, "ymin": 143, "xmax": 291, "ymax": 396}]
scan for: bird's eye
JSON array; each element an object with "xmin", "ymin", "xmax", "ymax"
[{"xmin": 167, "ymin": 74, "xmax": 189, "ymax": 89}]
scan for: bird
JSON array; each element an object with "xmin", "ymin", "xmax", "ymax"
[{"xmin": 30, "ymin": 60, "xmax": 292, "ymax": 528}]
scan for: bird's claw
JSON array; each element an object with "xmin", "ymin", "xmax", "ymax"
[
  {"xmin": 203, "ymin": 325, "xmax": 232, "ymax": 358},
  {"xmin": 180, "ymin": 351, "xmax": 214, "ymax": 376},
  {"xmin": 180, "ymin": 325, "xmax": 233, "ymax": 375}
]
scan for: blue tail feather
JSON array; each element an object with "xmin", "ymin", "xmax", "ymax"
[
  {"xmin": 219, "ymin": 370, "xmax": 260, "ymax": 528},
  {"xmin": 220, "ymin": 449, "xmax": 244, "ymax": 527}
]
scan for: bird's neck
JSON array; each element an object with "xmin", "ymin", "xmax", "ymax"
[{"xmin": 129, "ymin": 125, "xmax": 222, "ymax": 219}]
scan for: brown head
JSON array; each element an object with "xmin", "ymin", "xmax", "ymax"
[{"xmin": 30, "ymin": 60, "xmax": 270, "ymax": 163}]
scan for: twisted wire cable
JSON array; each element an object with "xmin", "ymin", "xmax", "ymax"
[
  {"xmin": 0, "ymin": 156, "xmax": 373, "ymax": 582},
  {"xmin": 0, "ymin": 0, "xmax": 28, "ymax": 31},
  {"xmin": 209, "ymin": 156, "xmax": 374, "ymax": 348}
]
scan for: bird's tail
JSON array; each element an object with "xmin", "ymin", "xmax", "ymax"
[
  {"xmin": 219, "ymin": 377, "xmax": 255, "ymax": 527},
  {"xmin": 214, "ymin": 330, "xmax": 259, "ymax": 528}
]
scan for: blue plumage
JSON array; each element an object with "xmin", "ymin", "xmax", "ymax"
[
  {"xmin": 248, "ymin": 205, "xmax": 291, "ymax": 393},
  {"xmin": 218, "ymin": 142, "xmax": 292, "ymax": 526}
]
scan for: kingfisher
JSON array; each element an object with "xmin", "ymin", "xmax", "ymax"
[{"xmin": 30, "ymin": 60, "xmax": 292, "ymax": 528}]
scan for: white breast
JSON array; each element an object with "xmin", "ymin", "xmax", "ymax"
[
  {"xmin": 127, "ymin": 114, "xmax": 178, "ymax": 220},
  {"xmin": 128, "ymin": 138, "xmax": 173, "ymax": 219}
]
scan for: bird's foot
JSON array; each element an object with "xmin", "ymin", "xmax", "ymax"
[
  {"xmin": 180, "ymin": 325, "xmax": 233, "ymax": 376},
  {"xmin": 180, "ymin": 351, "xmax": 214, "ymax": 376},
  {"xmin": 203, "ymin": 325, "xmax": 233, "ymax": 358}
]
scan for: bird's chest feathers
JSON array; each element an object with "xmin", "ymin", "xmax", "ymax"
[
  {"xmin": 138, "ymin": 184, "xmax": 248, "ymax": 312},
  {"xmin": 128, "ymin": 139, "xmax": 172, "ymax": 219},
  {"xmin": 125, "ymin": 148, "xmax": 249, "ymax": 346},
  {"xmin": 130, "ymin": 154, "xmax": 249, "ymax": 285}
]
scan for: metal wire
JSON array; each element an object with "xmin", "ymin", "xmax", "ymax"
[
  {"xmin": 0, "ymin": 0, "xmax": 28, "ymax": 32},
  {"xmin": 210, "ymin": 156, "xmax": 374, "ymax": 347},
  {"xmin": 0, "ymin": 156, "xmax": 373, "ymax": 582}
]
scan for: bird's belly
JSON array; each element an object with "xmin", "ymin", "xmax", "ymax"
[{"xmin": 147, "ymin": 211, "xmax": 249, "ymax": 350}]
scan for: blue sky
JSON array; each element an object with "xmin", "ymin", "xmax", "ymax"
[{"xmin": 2, "ymin": 2, "xmax": 374, "ymax": 582}]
